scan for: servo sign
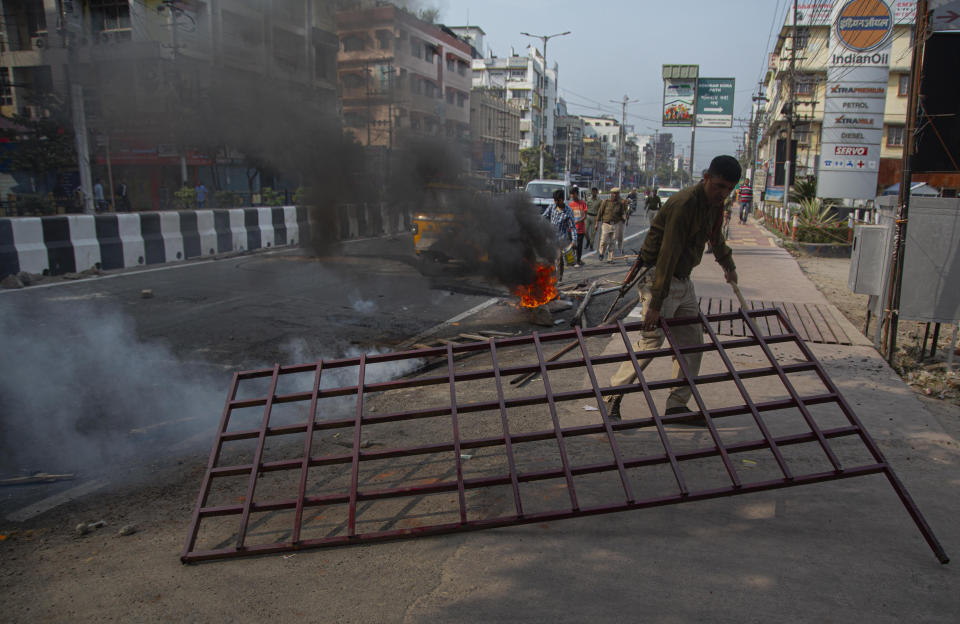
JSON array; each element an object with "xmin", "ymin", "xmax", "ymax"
[{"xmin": 834, "ymin": 146, "xmax": 868, "ymax": 156}]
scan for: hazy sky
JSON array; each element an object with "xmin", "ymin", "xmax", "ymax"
[{"xmin": 436, "ymin": 0, "xmax": 790, "ymax": 170}]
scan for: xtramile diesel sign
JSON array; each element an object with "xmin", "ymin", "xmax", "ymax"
[
  {"xmin": 817, "ymin": 0, "xmax": 901, "ymax": 200},
  {"xmin": 695, "ymin": 78, "xmax": 735, "ymax": 128}
]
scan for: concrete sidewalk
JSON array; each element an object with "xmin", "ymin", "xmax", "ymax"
[{"xmin": 410, "ymin": 215, "xmax": 960, "ymax": 622}]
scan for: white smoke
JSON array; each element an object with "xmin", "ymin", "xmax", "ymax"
[{"xmin": 0, "ymin": 303, "xmax": 423, "ymax": 477}]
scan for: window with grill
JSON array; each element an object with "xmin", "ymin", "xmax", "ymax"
[
  {"xmin": 887, "ymin": 125, "xmax": 904, "ymax": 147},
  {"xmin": 341, "ymin": 73, "xmax": 364, "ymax": 89},
  {"xmin": 898, "ymin": 74, "xmax": 910, "ymax": 96},
  {"xmin": 90, "ymin": 0, "xmax": 131, "ymax": 32},
  {"xmin": 344, "ymin": 112, "xmax": 365, "ymax": 129},
  {"xmin": 0, "ymin": 68, "xmax": 12, "ymax": 106},
  {"xmin": 375, "ymin": 30, "xmax": 392, "ymax": 50},
  {"xmin": 342, "ymin": 35, "xmax": 365, "ymax": 52}
]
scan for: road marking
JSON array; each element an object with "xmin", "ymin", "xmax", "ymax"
[
  {"xmin": 6, "ymin": 479, "xmax": 109, "ymax": 522},
  {"xmin": 582, "ymin": 228, "xmax": 648, "ymax": 258},
  {"xmin": 401, "ymin": 297, "xmax": 500, "ymax": 348}
]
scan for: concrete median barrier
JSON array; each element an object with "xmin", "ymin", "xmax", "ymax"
[{"xmin": 0, "ymin": 206, "xmax": 307, "ymax": 280}]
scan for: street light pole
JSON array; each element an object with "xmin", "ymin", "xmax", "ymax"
[
  {"xmin": 610, "ymin": 95, "xmax": 636, "ymax": 188},
  {"xmin": 521, "ymin": 31, "xmax": 570, "ymax": 180}
]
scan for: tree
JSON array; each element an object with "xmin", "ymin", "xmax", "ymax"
[
  {"xmin": 520, "ymin": 146, "xmax": 557, "ymax": 185},
  {"xmin": 0, "ymin": 95, "xmax": 77, "ymax": 193}
]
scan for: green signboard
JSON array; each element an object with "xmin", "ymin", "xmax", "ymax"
[{"xmin": 695, "ymin": 77, "xmax": 735, "ymax": 128}]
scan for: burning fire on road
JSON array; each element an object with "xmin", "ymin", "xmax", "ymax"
[{"xmin": 512, "ymin": 263, "xmax": 558, "ymax": 308}]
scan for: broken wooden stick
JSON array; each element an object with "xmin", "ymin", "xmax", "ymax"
[{"xmin": 571, "ymin": 280, "xmax": 600, "ymax": 328}]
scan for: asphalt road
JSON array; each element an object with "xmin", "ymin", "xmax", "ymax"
[{"xmin": 0, "ymin": 217, "xmax": 648, "ymax": 518}]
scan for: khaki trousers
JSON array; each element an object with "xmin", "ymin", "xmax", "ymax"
[
  {"xmin": 610, "ymin": 277, "xmax": 703, "ymax": 411},
  {"xmin": 598, "ymin": 223, "xmax": 618, "ymax": 258}
]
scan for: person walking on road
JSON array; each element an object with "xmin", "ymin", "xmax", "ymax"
[
  {"xmin": 597, "ymin": 187, "xmax": 627, "ymax": 263},
  {"xmin": 585, "ymin": 187, "xmax": 602, "ymax": 250},
  {"xmin": 116, "ymin": 181, "xmax": 130, "ymax": 212},
  {"xmin": 737, "ymin": 180, "xmax": 753, "ymax": 224},
  {"xmin": 569, "ymin": 187, "xmax": 588, "ymax": 266},
  {"xmin": 626, "ymin": 188, "xmax": 638, "ymax": 225},
  {"xmin": 604, "ymin": 156, "xmax": 741, "ymax": 423},
  {"xmin": 542, "ymin": 189, "xmax": 578, "ymax": 281},
  {"xmin": 93, "ymin": 179, "xmax": 106, "ymax": 213},
  {"xmin": 195, "ymin": 182, "xmax": 208, "ymax": 209},
  {"xmin": 645, "ymin": 187, "xmax": 662, "ymax": 213}
]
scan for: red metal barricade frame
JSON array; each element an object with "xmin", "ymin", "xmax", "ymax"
[{"xmin": 181, "ymin": 307, "xmax": 949, "ymax": 564}]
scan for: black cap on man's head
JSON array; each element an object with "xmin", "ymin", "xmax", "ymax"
[{"xmin": 708, "ymin": 155, "xmax": 742, "ymax": 183}]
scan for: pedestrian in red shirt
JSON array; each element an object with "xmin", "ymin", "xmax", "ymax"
[{"xmin": 569, "ymin": 187, "xmax": 588, "ymax": 266}]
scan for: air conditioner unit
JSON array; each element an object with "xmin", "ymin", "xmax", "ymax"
[{"xmin": 31, "ymin": 35, "xmax": 47, "ymax": 49}]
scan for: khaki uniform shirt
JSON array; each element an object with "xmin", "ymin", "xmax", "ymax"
[
  {"xmin": 641, "ymin": 182, "xmax": 736, "ymax": 311},
  {"xmin": 585, "ymin": 196, "xmax": 602, "ymax": 216},
  {"xmin": 598, "ymin": 198, "xmax": 627, "ymax": 224}
]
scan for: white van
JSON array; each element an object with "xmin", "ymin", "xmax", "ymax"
[
  {"xmin": 657, "ymin": 187, "xmax": 680, "ymax": 201},
  {"xmin": 525, "ymin": 179, "xmax": 569, "ymax": 211}
]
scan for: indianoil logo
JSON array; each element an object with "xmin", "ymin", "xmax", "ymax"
[{"xmin": 835, "ymin": 0, "xmax": 893, "ymax": 52}]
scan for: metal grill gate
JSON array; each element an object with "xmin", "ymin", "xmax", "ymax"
[{"xmin": 182, "ymin": 307, "xmax": 948, "ymax": 564}]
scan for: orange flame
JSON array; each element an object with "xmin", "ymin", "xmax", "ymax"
[{"xmin": 513, "ymin": 263, "xmax": 558, "ymax": 308}]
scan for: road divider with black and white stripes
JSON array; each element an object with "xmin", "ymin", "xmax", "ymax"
[{"xmin": 0, "ymin": 206, "xmax": 308, "ymax": 278}]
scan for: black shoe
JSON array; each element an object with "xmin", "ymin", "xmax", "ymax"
[
  {"xmin": 664, "ymin": 406, "xmax": 707, "ymax": 427},
  {"xmin": 604, "ymin": 395, "xmax": 622, "ymax": 421}
]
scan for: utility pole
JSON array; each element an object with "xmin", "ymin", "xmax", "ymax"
[
  {"xmin": 689, "ymin": 83, "xmax": 697, "ymax": 184},
  {"xmin": 750, "ymin": 85, "xmax": 768, "ymax": 177},
  {"xmin": 610, "ymin": 95, "xmax": 635, "ymax": 188},
  {"xmin": 159, "ymin": 0, "xmax": 188, "ymax": 185},
  {"xmin": 783, "ymin": 0, "xmax": 798, "ymax": 210},
  {"xmin": 883, "ymin": 0, "xmax": 929, "ymax": 362},
  {"xmin": 60, "ymin": 0, "xmax": 93, "ymax": 214},
  {"xmin": 521, "ymin": 31, "xmax": 570, "ymax": 179}
]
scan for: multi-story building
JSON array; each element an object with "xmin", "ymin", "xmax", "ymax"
[
  {"xmin": 553, "ymin": 100, "xmax": 583, "ymax": 179},
  {"xmin": 447, "ymin": 25, "xmax": 484, "ymax": 59},
  {"xmin": 757, "ymin": 4, "xmax": 958, "ymax": 197},
  {"xmin": 629, "ymin": 133, "xmax": 654, "ymax": 172},
  {"xmin": 470, "ymin": 45, "xmax": 557, "ymax": 151},
  {"xmin": 336, "ymin": 4, "xmax": 472, "ymax": 149},
  {"xmin": 581, "ymin": 137, "xmax": 604, "ymax": 186},
  {"xmin": 581, "ymin": 115, "xmax": 621, "ymax": 185},
  {"xmin": 0, "ymin": 0, "xmax": 340, "ymax": 209},
  {"xmin": 469, "ymin": 87, "xmax": 520, "ymax": 188}
]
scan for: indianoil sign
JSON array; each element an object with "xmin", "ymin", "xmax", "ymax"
[
  {"xmin": 835, "ymin": 0, "xmax": 894, "ymax": 51},
  {"xmin": 817, "ymin": 0, "xmax": 898, "ymax": 200}
]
